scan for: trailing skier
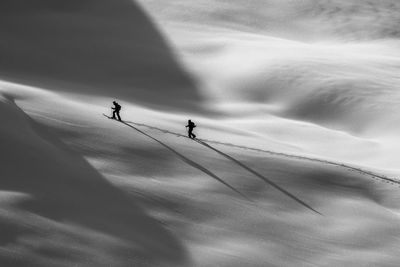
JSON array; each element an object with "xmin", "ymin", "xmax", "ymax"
[{"xmin": 185, "ymin": 119, "xmax": 197, "ymax": 139}]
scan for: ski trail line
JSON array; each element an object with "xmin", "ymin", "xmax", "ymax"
[
  {"xmin": 123, "ymin": 120, "xmax": 399, "ymax": 187},
  {"xmin": 195, "ymin": 139, "xmax": 322, "ymax": 215},
  {"xmin": 115, "ymin": 119, "xmax": 251, "ymax": 201}
]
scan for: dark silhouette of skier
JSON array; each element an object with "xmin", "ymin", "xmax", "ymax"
[
  {"xmin": 186, "ymin": 119, "xmax": 196, "ymax": 139},
  {"xmin": 111, "ymin": 101, "xmax": 122, "ymax": 121}
]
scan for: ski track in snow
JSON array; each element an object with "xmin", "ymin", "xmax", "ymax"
[{"xmin": 123, "ymin": 119, "xmax": 400, "ymax": 188}]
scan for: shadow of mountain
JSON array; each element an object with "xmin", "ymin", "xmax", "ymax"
[
  {"xmin": 0, "ymin": 98, "xmax": 188, "ymax": 265},
  {"xmin": 0, "ymin": 0, "xmax": 202, "ymax": 112}
]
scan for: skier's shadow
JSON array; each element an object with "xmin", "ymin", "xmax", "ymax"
[
  {"xmin": 121, "ymin": 121, "xmax": 250, "ymax": 201},
  {"xmin": 122, "ymin": 120, "xmax": 320, "ymax": 214},
  {"xmin": 195, "ymin": 140, "xmax": 322, "ymax": 215},
  {"xmin": 124, "ymin": 120, "xmax": 187, "ymax": 138}
]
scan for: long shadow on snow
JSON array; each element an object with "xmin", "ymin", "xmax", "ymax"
[
  {"xmin": 119, "ymin": 120, "xmax": 251, "ymax": 201},
  {"xmin": 124, "ymin": 120, "xmax": 320, "ymax": 214},
  {"xmin": 0, "ymin": 98, "xmax": 188, "ymax": 265},
  {"xmin": 195, "ymin": 140, "xmax": 322, "ymax": 215},
  {"xmin": 124, "ymin": 121, "xmax": 322, "ymax": 215}
]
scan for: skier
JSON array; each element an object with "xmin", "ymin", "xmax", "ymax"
[
  {"xmin": 111, "ymin": 101, "xmax": 122, "ymax": 121},
  {"xmin": 185, "ymin": 119, "xmax": 197, "ymax": 139}
]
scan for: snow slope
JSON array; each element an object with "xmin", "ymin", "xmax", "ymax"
[
  {"xmin": 1, "ymin": 0, "xmax": 400, "ymax": 266},
  {"xmin": 138, "ymin": 0, "xmax": 400, "ymax": 171},
  {"xmin": 1, "ymin": 82, "xmax": 400, "ymax": 266}
]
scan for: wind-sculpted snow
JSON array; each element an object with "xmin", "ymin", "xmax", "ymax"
[
  {"xmin": 1, "ymin": 82, "xmax": 400, "ymax": 266},
  {"xmin": 140, "ymin": 0, "xmax": 400, "ymax": 40},
  {"xmin": 1, "ymin": 0, "xmax": 400, "ymax": 265},
  {"xmin": 138, "ymin": 0, "xmax": 400, "ymax": 170}
]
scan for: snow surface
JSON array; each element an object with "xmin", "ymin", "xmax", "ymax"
[{"xmin": 1, "ymin": 0, "xmax": 400, "ymax": 266}]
